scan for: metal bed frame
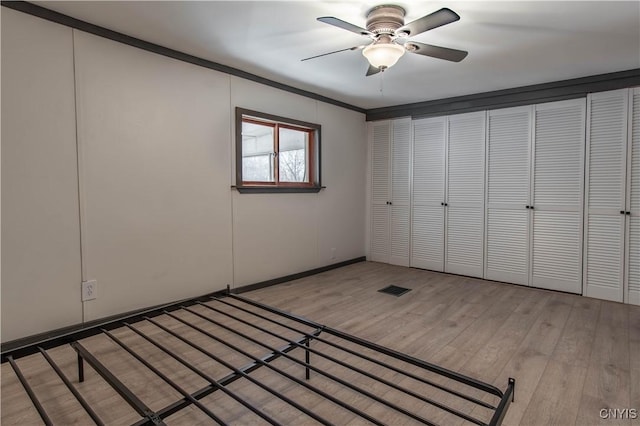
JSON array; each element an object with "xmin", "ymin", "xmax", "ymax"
[{"xmin": 1, "ymin": 289, "xmax": 515, "ymax": 425}]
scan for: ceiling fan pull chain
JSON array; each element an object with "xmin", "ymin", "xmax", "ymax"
[{"xmin": 379, "ymin": 69, "xmax": 385, "ymax": 95}]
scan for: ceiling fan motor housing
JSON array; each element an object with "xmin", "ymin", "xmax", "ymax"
[{"xmin": 366, "ymin": 5, "xmax": 405, "ymax": 35}]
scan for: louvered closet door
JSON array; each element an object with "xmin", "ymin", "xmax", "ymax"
[
  {"xmin": 584, "ymin": 90, "xmax": 628, "ymax": 302},
  {"xmin": 370, "ymin": 121, "xmax": 391, "ymax": 263},
  {"xmin": 626, "ymin": 88, "xmax": 640, "ymax": 305},
  {"xmin": 411, "ymin": 116, "xmax": 446, "ymax": 270},
  {"xmin": 445, "ymin": 112, "xmax": 486, "ymax": 278},
  {"xmin": 390, "ymin": 118, "xmax": 412, "ymax": 266},
  {"xmin": 485, "ymin": 106, "xmax": 532, "ymax": 285},
  {"xmin": 531, "ymin": 99, "xmax": 586, "ymax": 293}
]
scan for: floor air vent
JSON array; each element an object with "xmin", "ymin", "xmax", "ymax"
[{"xmin": 378, "ymin": 285, "xmax": 411, "ymax": 297}]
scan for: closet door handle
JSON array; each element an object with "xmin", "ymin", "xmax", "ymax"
[
  {"xmin": 526, "ymin": 205, "xmax": 530, "ymax": 209},
  {"xmin": 444, "ymin": 203, "xmax": 448, "ymax": 207},
  {"xmin": 441, "ymin": 202, "xmax": 445, "ymax": 206},
  {"xmin": 626, "ymin": 211, "xmax": 631, "ymax": 215},
  {"xmin": 621, "ymin": 210, "xmax": 626, "ymax": 215},
  {"xmin": 389, "ymin": 202, "xmax": 393, "ymax": 205},
  {"xmin": 530, "ymin": 206, "xmax": 535, "ymax": 210}
]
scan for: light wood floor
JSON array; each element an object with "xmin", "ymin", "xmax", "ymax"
[
  {"xmin": 2, "ymin": 261, "xmax": 639, "ymax": 425},
  {"xmin": 246, "ymin": 261, "xmax": 640, "ymax": 426}
]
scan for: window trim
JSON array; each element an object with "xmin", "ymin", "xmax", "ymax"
[{"xmin": 235, "ymin": 107, "xmax": 322, "ymax": 193}]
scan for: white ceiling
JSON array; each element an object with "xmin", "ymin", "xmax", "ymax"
[{"xmin": 33, "ymin": 1, "xmax": 640, "ymax": 110}]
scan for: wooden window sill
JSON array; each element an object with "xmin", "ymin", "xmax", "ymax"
[{"xmin": 233, "ymin": 185, "xmax": 324, "ymax": 194}]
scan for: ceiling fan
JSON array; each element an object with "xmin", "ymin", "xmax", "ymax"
[{"xmin": 302, "ymin": 5, "xmax": 468, "ymax": 76}]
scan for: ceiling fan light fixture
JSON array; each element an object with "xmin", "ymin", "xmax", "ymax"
[{"xmin": 362, "ymin": 42, "xmax": 405, "ymax": 69}]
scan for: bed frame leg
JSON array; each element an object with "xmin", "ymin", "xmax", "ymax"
[
  {"xmin": 77, "ymin": 353, "xmax": 85, "ymax": 383},
  {"xmin": 305, "ymin": 338, "xmax": 310, "ymax": 380},
  {"xmin": 509, "ymin": 377, "xmax": 515, "ymax": 402}
]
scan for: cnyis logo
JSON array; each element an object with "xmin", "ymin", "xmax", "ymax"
[{"xmin": 599, "ymin": 408, "xmax": 638, "ymax": 419}]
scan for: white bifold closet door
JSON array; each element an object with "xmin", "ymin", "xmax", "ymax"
[
  {"xmin": 369, "ymin": 118, "xmax": 411, "ymax": 266},
  {"xmin": 445, "ymin": 112, "xmax": 486, "ymax": 277},
  {"xmin": 530, "ymin": 99, "xmax": 585, "ymax": 294},
  {"xmin": 584, "ymin": 90, "xmax": 629, "ymax": 302},
  {"xmin": 628, "ymin": 88, "xmax": 640, "ymax": 305},
  {"xmin": 370, "ymin": 120, "xmax": 391, "ymax": 263},
  {"xmin": 411, "ymin": 116, "xmax": 446, "ymax": 270},
  {"xmin": 485, "ymin": 106, "xmax": 532, "ymax": 285},
  {"xmin": 486, "ymin": 100, "xmax": 585, "ymax": 291}
]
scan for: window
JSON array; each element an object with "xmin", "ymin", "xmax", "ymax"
[{"xmin": 235, "ymin": 108, "xmax": 321, "ymax": 193}]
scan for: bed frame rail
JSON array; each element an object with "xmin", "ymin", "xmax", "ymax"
[{"xmin": 1, "ymin": 291, "xmax": 515, "ymax": 425}]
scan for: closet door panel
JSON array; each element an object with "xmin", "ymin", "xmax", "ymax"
[
  {"xmin": 391, "ymin": 118, "xmax": 411, "ymax": 206},
  {"xmin": 371, "ymin": 204, "xmax": 389, "ymax": 262},
  {"xmin": 370, "ymin": 121, "xmax": 391, "ymax": 262},
  {"xmin": 533, "ymin": 102, "xmax": 585, "ymax": 209},
  {"xmin": 585, "ymin": 215, "xmax": 625, "ymax": 301},
  {"xmin": 447, "ymin": 113, "xmax": 485, "ymax": 205},
  {"xmin": 628, "ymin": 217, "xmax": 640, "ymax": 305},
  {"xmin": 411, "ymin": 117, "xmax": 445, "ymax": 270},
  {"xmin": 584, "ymin": 90, "xmax": 628, "ymax": 301},
  {"xmin": 486, "ymin": 109, "xmax": 531, "ymax": 207},
  {"xmin": 485, "ymin": 106, "xmax": 531, "ymax": 284},
  {"xmin": 587, "ymin": 94, "xmax": 627, "ymax": 210},
  {"xmin": 447, "ymin": 207, "xmax": 484, "ymax": 277},
  {"xmin": 390, "ymin": 206, "xmax": 410, "ymax": 266},
  {"xmin": 487, "ymin": 209, "xmax": 529, "ymax": 285},
  {"xmin": 627, "ymin": 88, "xmax": 640, "ymax": 305},
  {"xmin": 411, "ymin": 206, "xmax": 443, "ymax": 270},
  {"xmin": 390, "ymin": 118, "xmax": 412, "ymax": 266},
  {"xmin": 371, "ymin": 121, "xmax": 391, "ymax": 204},
  {"xmin": 446, "ymin": 112, "xmax": 485, "ymax": 277},
  {"xmin": 531, "ymin": 211, "xmax": 582, "ymax": 292},
  {"xmin": 412, "ymin": 117, "xmax": 445, "ymax": 205},
  {"xmin": 531, "ymin": 99, "xmax": 585, "ymax": 293}
]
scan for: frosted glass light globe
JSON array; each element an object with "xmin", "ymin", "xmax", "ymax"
[{"xmin": 362, "ymin": 43, "xmax": 405, "ymax": 69}]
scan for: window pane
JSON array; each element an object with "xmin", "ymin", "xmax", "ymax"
[
  {"xmin": 243, "ymin": 155, "xmax": 273, "ymax": 182},
  {"xmin": 279, "ymin": 128, "xmax": 309, "ymax": 182},
  {"xmin": 242, "ymin": 121, "xmax": 274, "ymax": 182}
]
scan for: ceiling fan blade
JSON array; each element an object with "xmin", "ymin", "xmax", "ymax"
[
  {"xmin": 406, "ymin": 42, "xmax": 468, "ymax": 62},
  {"xmin": 317, "ymin": 17, "xmax": 373, "ymax": 37},
  {"xmin": 366, "ymin": 64, "xmax": 381, "ymax": 77},
  {"xmin": 301, "ymin": 45, "xmax": 366, "ymax": 62},
  {"xmin": 396, "ymin": 8, "xmax": 460, "ymax": 37}
]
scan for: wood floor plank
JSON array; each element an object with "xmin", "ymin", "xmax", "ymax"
[
  {"xmin": 551, "ymin": 296, "xmax": 602, "ymax": 368},
  {"xmin": 520, "ymin": 359, "xmax": 588, "ymax": 426},
  {"xmin": 489, "ymin": 292, "xmax": 575, "ymax": 426},
  {"xmin": 464, "ymin": 288, "xmax": 552, "ymax": 382},
  {"xmin": 576, "ymin": 301, "xmax": 632, "ymax": 426},
  {"xmin": 447, "ymin": 289, "xmax": 553, "ymax": 425}
]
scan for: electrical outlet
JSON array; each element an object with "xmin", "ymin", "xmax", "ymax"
[
  {"xmin": 82, "ymin": 280, "xmax": 97, "ymax": 302},
  {"xmin": 330, "ymin": 248, "xmax": 336, "ymax": 260}
]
